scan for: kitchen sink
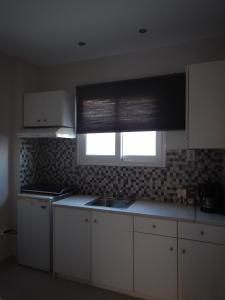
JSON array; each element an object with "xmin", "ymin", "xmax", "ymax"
[{"xmin": 85, "ymin": 197, "xmax": 135, "ymax": 209}]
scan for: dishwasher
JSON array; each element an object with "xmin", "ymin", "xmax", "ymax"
[
  {"xmin": 17, "ymin": 184, "xmax": 75, "ymax": 271},
  {"xmin": 17, "ymin": 197, "xmax": 52, "ymax": 271}
]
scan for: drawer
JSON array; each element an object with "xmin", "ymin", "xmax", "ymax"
[
  {"xmin": 178, "ymin": 222, "xmax": 225, "ymax": 245},
  {"xmin": 134, "ymin": 216, "xmax": 177, "ymax": 237}
]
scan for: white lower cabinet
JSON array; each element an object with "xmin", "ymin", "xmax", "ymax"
[
  {"xmin": 53, "ymin": 207, "xmax": 225, "ymax": 300},
  {"xmin": 54, "ymin": 207, "xmax": 91, "ymax": 281},
  {"xmin": 91, "ymin": 211, "xmax": 133, "ymax": 292},
  {"xmin": 54, "ymin": 208, "xmax": 133, "ymax": 292},
  {"xmin": 178, "ymin": 239, "xmax": 225, "ymax": 300},
  {"xmin": 134, "ymin": 232, "xmax": 177, "ymax": 300}
]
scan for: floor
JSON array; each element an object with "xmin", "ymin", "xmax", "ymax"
[{"xmin": 0, "ymin": 258, "xmax": 140, "ymax": 300}]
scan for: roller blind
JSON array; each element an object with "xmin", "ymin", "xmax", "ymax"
[{"xmin": 76, "ymin": 73, "xmax": 185, "ymax": 134}]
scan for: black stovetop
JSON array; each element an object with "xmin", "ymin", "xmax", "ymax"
[{"xmin": 21, "ymin": 184, "xmax": 75, "ymax": 196}]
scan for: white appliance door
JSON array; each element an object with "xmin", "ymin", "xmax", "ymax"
[{"xmin": 17, "ymin": 198, "xmax": 51, "ymax": 271}]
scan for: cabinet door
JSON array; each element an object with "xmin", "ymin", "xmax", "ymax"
[
  {"xmin": 24, "ymin": 93, "xmax": 43, "ymax": 127},
  {"xmin": 188, "ymin": 60, "xmax": 225, "ymax": 148},
  {"xmin": 134, "ymin": 232, "xmax": 177, "ymax": 300},
  {"xmin": 17, "ymin": 198, "xmax": 51, "ymax": 271},
  {"xmin": 178, "ymin": 239, "xmax": 225, "ymax": 300},
  {"xmin": 92, "ymin": 211, "xmax": 133, "ymax": 292},
  {"xmin": 42, "ymin": 91, "xmax": 64, "ymax": 126},
  {"xmin": 54, "ymin": 207, "xmax": 91, "ymax": 281}
]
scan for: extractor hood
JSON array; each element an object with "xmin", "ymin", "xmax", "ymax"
[{"xmin": 17, "ymin": 127, "xmax": 76, "ymax": 139}]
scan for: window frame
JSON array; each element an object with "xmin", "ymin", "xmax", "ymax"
[{"xmin": 77, "ymin": 131, "xmax": 166, "ymax": 167}]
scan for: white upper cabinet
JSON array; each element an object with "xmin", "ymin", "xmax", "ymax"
[
  {"xmin": 24, "ymin": 90, "xmax": 74, "ymax": 127},
  {"xmin": 187, "ymin": 60, "xmax": 225, "ymax": 149}
]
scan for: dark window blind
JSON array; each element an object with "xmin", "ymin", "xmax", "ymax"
[{"xmin": 76, "ymin": 73, "xmax": 185, "ymax": 134}]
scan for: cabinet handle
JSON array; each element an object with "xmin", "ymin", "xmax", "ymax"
[
  {"xmin": 44, "ymin": 119, "xmax": 47, "ymax": 122},
  {"xmin": 93, "ymin": 219, "xmax": 98, "ymax": 223},
  {"xmin": 152, "ymin": 224, "xmax": 156, "ymax": 229},
  {"xmin": 37, "ymin": 119, "xmax": 40, "ymax": 122},
  {"xmin": 84, "ymin": 218, "xmax": 89, "ymax": 223},
  {"xmin": 169, "ymin": 247, "xmax": 174, "ymax": 252},
  {"xmin": 40, "ymin": 205, "xmax": 47, "ymax": 209},
  {"xmin": 200, "ymin": 230, "xmax": 205, "ymax": 235},
  {"xmin": 182, "ymin": 249, "xmax": 186, "ymax": 254}
]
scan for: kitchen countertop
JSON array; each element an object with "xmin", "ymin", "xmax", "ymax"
[{"xmin": 53, "ymin": 195, "xmax": 225, "ymax": 227}]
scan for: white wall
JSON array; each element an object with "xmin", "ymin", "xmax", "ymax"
[
  {"xmin": 0, "ymin": 52, "xmax": 15, "ymax": 259},
  {"xmin": 40, "ymin": 37, "xmax": 225, "ymax": 149},
  {"xmin": 40, "ymin": 37, "xmax": 225, "ymax": 93},
  {"xmin": 10, "ymin": 59, "xmax": 41, "ymax": 226},
  {"xmin": 0, "ymin": 51, "xmax": 40, "ymax": 259}
]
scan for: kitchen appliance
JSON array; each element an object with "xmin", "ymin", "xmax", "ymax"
[
  {"xmin": 17, "ymin": 127, "xmax": 76, "ymax": 139},
  {"xmin": 17, "ymin": 184, "xmax": 75, "ymax": 271},
  {"xmin": 199, "ymin": 183, "xmax": 224, "ymax": 213}
]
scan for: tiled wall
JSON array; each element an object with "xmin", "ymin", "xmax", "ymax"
[{"xmin": 20, "ymin": 138, "xmax": 225, "ymax": 204}]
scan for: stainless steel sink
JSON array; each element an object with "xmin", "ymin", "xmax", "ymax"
[{"xmin": 85, "ymin": 197, "xmax": 135, "ymax": 209}]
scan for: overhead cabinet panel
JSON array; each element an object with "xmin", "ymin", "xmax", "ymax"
[
  {"xmin": 24, "ymin": 93, "xmax": 43, "ymax": 127},
  {"xmin": 76, "ymin": 73, "xmax": 185, "ymax": 133},
  {"xmin": 24, "ymin": 90, "xmax": 74, "ymax": 128},
  {"xmin": 188, "ymin": 60, "xmax": 225, "ymax": 148}
]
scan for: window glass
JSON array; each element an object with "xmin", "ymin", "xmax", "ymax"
[
  {"xmin": 86, "ymin": 133, "xmax": 115, "ymax": 156},
  {"xmin": 121, "ymin": 131, "xmax": 156, "ymax": 156},
  {"xmin": 78, "ymin": 131, "xmax": 165, "ymax": 167}
]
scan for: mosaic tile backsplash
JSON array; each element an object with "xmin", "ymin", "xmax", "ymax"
[{"xmin": 20, "ymin": 138, "xmax": 225, "ymax": 204}]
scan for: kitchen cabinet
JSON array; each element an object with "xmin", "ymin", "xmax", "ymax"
[
  {"xmin": 91, "ymin": 211, "xmax": 133, "ymax": 292},
  {"xmin": 54, "ymin": 207, "xmax": 91, "ymax": 281},
  {"xmin": 178, "ymin": 239, "xmax": 225, "ymax": 300},
  {"xmin": 53, "ymin": 202, "xmax": 225, "ymax": 300},
  {"xmin": 24, "ymin": 90, "xmax": 74, "ymax": 127},
  {"xmin": 134, "ymin": 217, "xmax": 177, "ymax": 300},
  {"xmin": 187, "ymin": 59, "xmax": 225, "ymax": 148},
  {"xmin": 17, "ymin": 197, "xmax": 51, "ymax": 271},
  {"xmin": 178, "ymin": 221, "xmax": 225, "ymax": 300}
]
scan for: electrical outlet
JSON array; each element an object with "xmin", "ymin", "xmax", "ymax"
[
  {"xmin": 181, "ymin": 189, "xmax": 187, "ymax": 199},
  {"xmin": 177, "ymin": 189, "xmax": 183, "ymax": 199},
  {"xmin": 177, "ymin": 189, "xmax": 187, "ymax": 203},
  {"xmin": 186, "ymin": 150, "xmax": 195, "ymax": 162}
]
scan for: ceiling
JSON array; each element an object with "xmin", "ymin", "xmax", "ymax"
[{"xmin": 0, "ymin": 0, "xmax": 225, "ymax": 65}]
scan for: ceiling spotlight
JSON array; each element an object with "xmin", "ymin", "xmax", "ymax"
[
  {"xmin": 78, "ymin": 41, "xmax": 86, "ymax": 46},
  {"xmin": 139, "ymin": 28, "xmax": 147, "ymax": 34}
]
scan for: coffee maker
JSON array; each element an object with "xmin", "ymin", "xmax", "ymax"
[{"xmin": 199, "ymin": 183, "xmax": 225, "ymax": 213}]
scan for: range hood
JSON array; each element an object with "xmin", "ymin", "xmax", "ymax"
[{"xmin": 17, "ymin": 127, "xmax": 76, "ymax": 139}]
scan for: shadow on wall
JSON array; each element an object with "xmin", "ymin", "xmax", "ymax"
[
  {"xmin": 0, "ymin": 134, "xmax": 9, "ymax": 209},
  {"xmin": 0, "ymin": 133, "xmax": 10, "ymax": 260}
]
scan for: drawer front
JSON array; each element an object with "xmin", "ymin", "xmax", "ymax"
[
  {"xmin": 178, "ymin": 222, "xmax": 225, "ymax": 245},
  {"xmin": 134, "ymin": 216, "xmax": 177, "ymax": 237}
]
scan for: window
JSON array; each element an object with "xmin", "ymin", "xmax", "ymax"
[
  {"xmin": 78, "ymin": 131, "xmax": 165, "ymax": 167},
  {"xmin": 86, "ymin": 133, "xmax": 116, "ymax": 155}
]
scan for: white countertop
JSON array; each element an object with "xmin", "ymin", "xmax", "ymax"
[{"xmin": 53, "ymin": 195, "xmax": 225, "ymax": 227}]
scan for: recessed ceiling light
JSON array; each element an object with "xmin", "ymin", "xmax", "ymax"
[
  {"xmin": 78, "ymin": 41, "xmax": 86, "ymax": 46},
  {"xmin": 139, "ymin": 28, "xmax": 147, "ymax": 34}
]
